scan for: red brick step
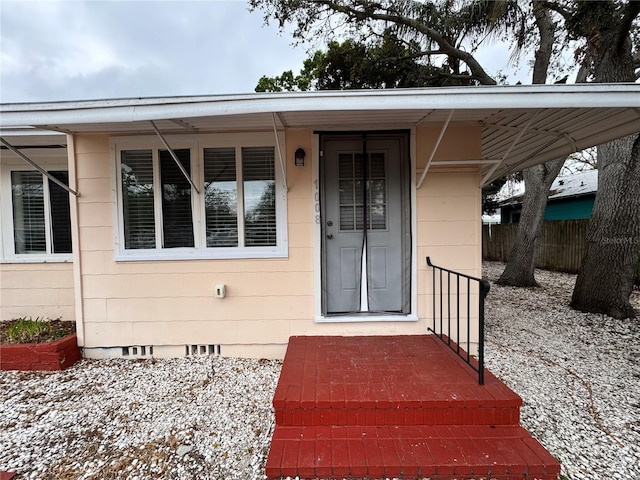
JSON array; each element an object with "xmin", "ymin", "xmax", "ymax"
[
  {"xmin": 273, "ymin": 336, "xmax": 522, "ymax": 427},
  {"xmin": 275, "ymin": 405, "xmax": 521, "ymax": 428},
  {"xmin": 266, "ymin": 425, "xmax": 560, "ymax": 480},
  {"xmin": 266, "ymin": 336, "xmax": 560, "ymax": 480}
]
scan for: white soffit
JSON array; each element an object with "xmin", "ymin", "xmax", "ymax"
[
  {"xmin": 0, "ymin": 127, "xmax": 67, "ymax": 147},
  {"xmin": 1, "ymin": 84, "xmax": 639, "ymax": 181}
]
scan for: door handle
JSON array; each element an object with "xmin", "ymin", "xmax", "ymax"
[{"xmin": 327, "ymin": 234, "xmax": 333, "ymax": 239}]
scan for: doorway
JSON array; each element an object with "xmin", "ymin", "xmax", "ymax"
[{"xmin": 320, "ymin": 133, "xmax": 411, "ymax": 315}]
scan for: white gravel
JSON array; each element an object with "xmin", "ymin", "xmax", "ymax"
[
  {"xmin": 484, "ymin": 262, "xmax": 640, "ymax": 480},
  {"xmin": 1, "ymin": 262, "xmax": 638, "ymax": 479},
  {"xmin": 0, "ymin": 357, "xmax": 281, "ymax": 479}
]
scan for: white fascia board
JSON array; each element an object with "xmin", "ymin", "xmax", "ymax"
[
  {"xmin": 1, "ymin": 84, "xmax": 639, "ymax": 128},
  {"xmin": 1, "ymin": 83, "xmax": 638, "ymax": 111}
]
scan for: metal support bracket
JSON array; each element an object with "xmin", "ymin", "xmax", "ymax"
[
  {"xmin": 149, "ymin": 120, "xmax": 200, "ymax": 194},
  {"xmin": 416, "ymin": 109, "xmax": 453, "ymax": 190},
  {"xmin": 272, "ymin": 113, "xmax": 288, "ymax": 191},
  {"xmin": 0, "ymin": 137, "xmax": 79, "ymax": 196},
  {"xmin": 480, "ymin": 111, "xmax": 539, "ymax": 186},
  {"xmin": 562, "ymin": 133, "xmax": 577, "ymax": 154}
]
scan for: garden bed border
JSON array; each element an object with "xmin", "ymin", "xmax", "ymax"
[{"xmin": 0, "ymin": 334, "xmax": 81, "ymax": 371}]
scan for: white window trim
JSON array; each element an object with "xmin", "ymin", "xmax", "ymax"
[
  {"xmin": 111, "ymin": 132, "xmax": 288, "ymax": 261},
  {"xmin": 0, "ymin": 153, "xmax": 73, "ymax": 264}
]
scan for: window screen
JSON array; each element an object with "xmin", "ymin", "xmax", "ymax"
[
  {"xmin": 242, "ymin": 147, "xmax": 276, "ymax": 246},
  {"xmin": 11, "ymin": 171, "xmax": 46, "ymax": 254},
  {"xmin": 10, "ymin": 170, "xmax": 72, "ymax": 255},
  {"xmin": 118, "ymin": 141, "xmax": 282, "ymax": 255},
  {"xmin": 339, "ymin": 153, "xmax": 365, "ymax": 231},
  {"xmin": 121, "ymin": 150, "xmax": 156, "ymax": 249},
  {"xmin": 160, "ymin": 149, "xmax": 194, "ymax": 248},
  {"xmin": 368, "ymin": 153, "xmax": 387, "ymax": 230},
  {"xmin": 204, "ymin": 148, "xmax": 238, "ymax": 247},
  {"xmin": 48, "ymin": 171, "xmax": 72, "ymax": 253},
  {"xmin": 339, "ymin": 152, "xmax": 387, "ymax": 231}
]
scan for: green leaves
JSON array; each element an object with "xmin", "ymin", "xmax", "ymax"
[
  {"xmin": 5, "ymin": 317, "xmax": 53, "ymax": 344},
  {"xmin": 255, "ymin": 31, "xmax": 475, "ymax": 92}
]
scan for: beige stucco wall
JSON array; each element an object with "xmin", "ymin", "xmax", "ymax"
[
  {"xmin": 0, "ymin": 263, "xmax": 75, "ymax": 321},
  {"xmin": 71, "ymin": 124, "xmax": 483, "ymax": 359},
  {"xmin": 416, "ymin": 123, "xmax": 482, "ymax": 277},
  {"xmin": 416, "ymin": 124, "xmax": 483, "ymax": 348},
  {"xmin": 0, "ymin": 148, "xmax": 76, "ymax": 323},
  {"xmin": 74, "ymin": 133, "xmax": 317, "ymax": 358}
]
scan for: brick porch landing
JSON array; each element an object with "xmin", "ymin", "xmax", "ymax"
[{"xmin": 266, "ymin": 335, "xmax": 560, "ymax": 479}]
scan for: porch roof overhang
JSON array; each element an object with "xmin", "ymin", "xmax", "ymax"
[{"xmin": 1, "ymin": 84, "xmax": 639, "ymax": 183}]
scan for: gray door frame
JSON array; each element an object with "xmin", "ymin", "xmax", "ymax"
[{"xmin": 319, "ymin": 131, "xmax": 411, "ymax": 316}]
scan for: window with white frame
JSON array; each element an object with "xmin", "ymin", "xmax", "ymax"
[
  {"xmin": 1, "ymin": 168, "xmax": 72, "ymax": 259},
  {"xmin": 115, "ymin": 134, "xmax": 286, "ymax": 259}
]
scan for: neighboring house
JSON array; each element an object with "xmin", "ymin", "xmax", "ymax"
[
  {"xmin": 1, "ymin": 85, "xmax": 638, "ymax": 360},
  {"xmin": 500, "ymin": 170, "xmax": 598, "ymax": 224},
  {"xmin": 482, "ymin": 213, "xmax": 501, "ymax": 224}
]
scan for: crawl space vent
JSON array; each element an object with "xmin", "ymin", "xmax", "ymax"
[
  {"xmin": 185, "ymin": 344, "xmax": 221, "ymax": 357},
  {"xmin": 121, "ymin": 345, "xmax": 153, "ymax": 358}
]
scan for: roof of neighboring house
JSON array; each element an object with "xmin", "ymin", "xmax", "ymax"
[
  {"xmin": 1, "ymin": 84, "xmax": 639, "ymax": 183},
  {"xmin": 501, "ymin": 170, "xmax": 598, "ymax": 206},
  {"xmin": 549, "ymin": 170, "xmax": 598, "ymax": 200}
]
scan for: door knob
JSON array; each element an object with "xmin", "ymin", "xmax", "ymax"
[
  {"xmin": 327, "ymin": 234, "xmax": 333, "ymax": 239},
  {"xmin": 327, "ymin": 220, "xmax": 333, "ymax": 226}
]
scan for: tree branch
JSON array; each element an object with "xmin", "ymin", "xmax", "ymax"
[
  {"xmin": 311, "ymin": 0, "xmax": 497, "ymax": 85},
  {"xmin": 385, "ymin": 49, "xmax": 446, "ymax": 61},
  {"xmin": 435, "ymin": 72, "xmax": 476, "ymax": 81},
  {"xmin": 616, "ymin": 0, "xmax": 640, "ymax": 53},
  {"xmin": 576, "ymin": 63, "xmax": 590, "ymax": 83},
  {"xmin": 537, "ymin": 0, "xmax": 572, "ymax": 21},
  {"xmin": 532, "ymin": 1, "xmax": 555, "ymax": 84}
]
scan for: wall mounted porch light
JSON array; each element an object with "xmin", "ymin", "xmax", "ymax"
[{"xmin": 294, "ymin": 147, "xmax": 306, "ymax": 167}]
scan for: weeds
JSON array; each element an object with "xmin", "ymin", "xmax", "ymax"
[
  {"xmin": 6, "ymin": 317, "xmax": 53, "ymax": 343},
  {"xmin": 1, "ymin": 316, "xmax": 72, "ymax": 344}
]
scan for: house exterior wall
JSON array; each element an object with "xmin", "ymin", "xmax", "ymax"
[
  {"xmin": 501, "ymin": 196, "xmax": 595, "ymax": 224},
  {"xmin": 500, "ymin": 205, "xmax": 519, "ymax": 224},
  {"xmin": 544, "ymin": 196, "xmax": 595, "ymax": 221},
  {"xmin": 415, "ymin": 125, "xmax": 483, "ymax": 346},
  {"xmin": 0, "ymin": 147, "xmax": 76, "ymax": 322},
  {"xmin": 69, "ymin": 124, "xmax": 482, "ymax": 360},
  {"xmin": 0, "ymin": 263, "xmax": 75, "ymax": 321}
]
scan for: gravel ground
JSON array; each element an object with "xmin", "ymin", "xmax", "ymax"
[
  {"xmin": 0, "ymin": 357, "xmax": 281, "ymax": 480},
  {"xmin": 1, "ymin": 262, "xmax": 639, "ymax": 479},
  {"xmin": 483, "ymin": 262, "xmax": 640, "ymax": 480}
]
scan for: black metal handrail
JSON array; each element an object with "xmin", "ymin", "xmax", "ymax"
[{"xmin": 426, "ymin": 257, "xmax": 491, "ymax": 385}]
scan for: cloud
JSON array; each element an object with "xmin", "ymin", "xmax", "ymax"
[{"xmin": 0, "ymin": 0, "xmax": 309, "ymax": 102}]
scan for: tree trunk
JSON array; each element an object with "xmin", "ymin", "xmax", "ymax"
[
  {"xmin": 497, "ymin": 158, "xmax": 564, "ymax": 286},
  {"xmin": 531, "ymin": 1, "xmax": 554, "ymax": 85},
  {"xmin": 570, "ymin": 24, "xmax": 640, "ymax": 319},
  {"xmin": 496, "ymin": 2, "xmax": 563, "ymax": 287},
  {"xmin": 571, "ymin": 134, "xmax": 640, "ymax": 319}
]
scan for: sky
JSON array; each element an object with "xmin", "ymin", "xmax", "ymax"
[
  {"xmin": 0, "ymin": 0, "xmax": 312, "ymax": 102},
  {"xmin": 0, "ymin": 0, "xmax": 532, "ymax": 104}
]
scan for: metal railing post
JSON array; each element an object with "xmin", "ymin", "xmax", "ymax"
[
  {"xmin": 426, "ymin": 256, "xmax": 490, "ymax": 385},
  {"xmin": 478, "ymin": 279, "xmax": 491, "ymax": 385}
]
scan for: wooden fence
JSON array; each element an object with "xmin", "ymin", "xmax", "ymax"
[
  {"xmin": 483, "ymin": 219, "xmax": 640, "ymax": 285},
  {"xmin": 482, "ymin": 219, "xmax": 590, "ymax": 274}
]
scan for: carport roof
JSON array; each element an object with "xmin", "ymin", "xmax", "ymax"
[{"xmin": 1, "ymin": 84, "xmax": 639, "ymax": 183}]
